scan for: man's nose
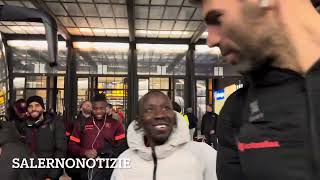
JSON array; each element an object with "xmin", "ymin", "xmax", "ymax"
[
  {"xmin": 154, "ymin": 109, "xmax": 166, "ymax": 119},
  {"xmin": 207, "ymin": 26, "xmax": 222, "ymax": 48}
]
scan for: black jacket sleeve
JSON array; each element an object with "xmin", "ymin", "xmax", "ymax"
[
  {"xmin": 48, "ymin": 117, "xmax": 67, "ymax": 179},
  {"xmin": 216, "ymin": 89, "xmax": 247, "ymax": 180}
]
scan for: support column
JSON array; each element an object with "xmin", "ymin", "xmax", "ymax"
[
  {"xmin": 3, "ymin": 38, "xmax": 14, "ymax": 106},
  {"xmin": 127, "ymin": 42, "xmax": 137, "ymax": 128},
  {"xmin": 184, "ymin": 44, "xmax": 196, "ymax": 112},
  {"xmin": 64, "ymin": 40, "xmax": 77, "ymax": 122}
]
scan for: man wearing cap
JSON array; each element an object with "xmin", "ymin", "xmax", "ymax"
[
  {"xmin": 9, "ymin": 99, "xmax": 28, "ymax": 135},
  {"xmin": 69, "ymin": 93, "xmax": 127, "ymax": 180},
  {"xmin": 24, "ymin": 95, "xmax": 67, "ymax": 180}
]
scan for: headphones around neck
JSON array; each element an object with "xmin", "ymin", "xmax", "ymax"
[{"xmin": 27, "ymin": 115, "xmax": 45, "ymax": 127}]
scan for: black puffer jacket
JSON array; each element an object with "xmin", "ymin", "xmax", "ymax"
[
  {"xmin": 217, "ymin": 60, "xmax": 320, "ymax": 180},
  {"xmin": 23, "ymin": 113, "xmax": 67, "ymax": 180},
  {"xmin": 0, "ymin": 121, "xmax": 35, "ymax": 180}
]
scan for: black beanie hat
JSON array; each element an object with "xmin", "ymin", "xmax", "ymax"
[{"xmin": 27, "ymin": 95, "xmax": 45, "ymax": 109}]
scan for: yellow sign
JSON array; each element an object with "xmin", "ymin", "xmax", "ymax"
[
  {"xmin": 0, "ymin": 89, "xmax": 5, "ymax": 105},
  {"xmin": 106, "ymin": 90, "xmax": 125, "ymax": 97}
]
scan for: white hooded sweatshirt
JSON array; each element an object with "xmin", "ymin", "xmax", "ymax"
[{"xmin": 111, "ymin": 112, "xmax": 217, "ymax": 180}]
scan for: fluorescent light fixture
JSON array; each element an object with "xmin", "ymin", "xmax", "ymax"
[
  {"xmin": 196, "ymin": 45, "xmax": 221, "ymax": 55},
  {"xmin": 73, "ymin": 42, "xmax": 129, "ymax": 52},
  {"xmin": 137, "ymin": 44, "xmax": 188, "ymax": 53},
  {"xmin": 8, "ymin": 40, "xmax": 66, "ymax": 50},
  {"xmin": 201, "ymin": 31, "xmax": 208, "ymax": 39}
]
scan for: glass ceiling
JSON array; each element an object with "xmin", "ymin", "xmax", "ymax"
[{"xmin": 0, "ymin": 0, "xmax": 205, "ymax": 39}]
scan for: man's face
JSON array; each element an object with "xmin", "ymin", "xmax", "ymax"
[
  {"xmin": 203, "ymin": 0, "xmax": 291, "ymax": 72},
  {"xmin": 27, "ymin": 102, "xmax": 44, "ymax": 120},
  {"xmin": 106, "ymin": 106, "xmax": 112, "ymax": 115},
  {"xmin": 141, "ymin": 94, "xmax": 176, "ymax": 146},
  {"xmin": 93, "ymin": 101, "xmax": 107, "ymax": 120},
  {"xmin": 81, "ymin": 101, "xmax": 92, "ymax": 114},
  {"xmin": 14, "ymin": 102, "xmax": 27, "ymax": 119}
]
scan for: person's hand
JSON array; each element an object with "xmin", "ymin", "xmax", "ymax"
[
  {"xmin": 45, "ymin": 178, "xmax": 52, "ymax": 180},
  {"xmin": 85, "ymin": 149, "xmax": 97, "ymax": 158}
]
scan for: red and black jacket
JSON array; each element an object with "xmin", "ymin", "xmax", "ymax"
[{"xmin": 68, "ymin": 116, "xmax": 127, "ymax": 158}]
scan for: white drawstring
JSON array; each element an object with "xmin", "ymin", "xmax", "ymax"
[{"xmin": 88, "ymin": 115, "xmax": 107, "ymax": 180}]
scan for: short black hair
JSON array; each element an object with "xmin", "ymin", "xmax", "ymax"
[{"xmin": 92, "ymin": 93, "xmax": 106, "ymax": 102}]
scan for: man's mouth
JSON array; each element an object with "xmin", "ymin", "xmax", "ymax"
[{"xmin": 152, "ymin": 122, "xmax": 169, "ymax": 131}]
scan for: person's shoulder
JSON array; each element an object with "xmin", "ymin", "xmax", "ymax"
[
  {"xmin": 117, "ymin": 148, "xmax": 135, "ymax": 159},
  {"xmin": 187, "ymin": 141, "xmax": 217, "ymax": 155},
  {"xmin": 108, "ymin": 117, "xmax": 123, "ymax": 127}
]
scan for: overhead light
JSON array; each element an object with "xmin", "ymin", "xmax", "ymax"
[
  {"xmin": 8, "ymin": 40, "xmax": 66, "ymax": 50},
  {"xmin": 196, "ymin": 45, "xmax": 221, "ymax": 55},
  {"xmin": 73, "ymin": 42, "xmax": 129, "ymax": 52},
  {"xmin": 137, "ymin": 44, "xmax": 188, "ymax": 53}
]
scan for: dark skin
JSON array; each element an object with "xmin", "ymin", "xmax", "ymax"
[
  {"xmin": 85, "ymin": 101, "xmax": 107, "ymax": 159},
  {"xmin": 140, "ymin": 92, "xmax": 176, "ymax": 146}
]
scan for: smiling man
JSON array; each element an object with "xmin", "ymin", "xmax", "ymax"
[
  {"xmin": 24, "ymin": 95, "xmax": 66, "ymax": 180},
  {"xmin": 189, "ymin": 0, "xmax": 320, "ymax": 180},
  {"xmin": 111, "ymin": 90, "xmax": 217, "ymax": 180}
]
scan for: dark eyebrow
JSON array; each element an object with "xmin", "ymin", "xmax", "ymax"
[{"xmin": 204, "ymin": 10, "xmax": 223, "ymax": 25}]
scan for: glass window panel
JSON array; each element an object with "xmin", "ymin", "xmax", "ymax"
[
  {"xmin": 137, "ymin": 44, "xmax": 187, "ymax": 76},
  {"xmin": 57, "ymin": 76, "xmax": 64, "ymax": 89},
  {"xmin": 9, "ymin": 41, "xmax": 67, "ymax": 74},
  {"xmin": 195, "ymin": 45, "xmax": 221, "ymax": 76},
  {"xmin": 13, "ymin": 77, "xmax": 25, "ymax": 89},
  {"xmin": 77, "ymin": 78, "xmax": 89, "ymax": 107},
  {"xmin": 160, "ymin": 78, "xmax": 169, "ymax": 89},
  {"xmin": 196, "ymin": 80, "xmax": 206, "ymax": 96},
  {"xmin": 74, "ymin": 42, "xmax": 129, "ymax": 75},
  {"xmin": 26, "ymin": 76, "xmax": 46, "ymax": 88},
  {"xmin": 15, "ymin": 89, "xmax": 24, "ymax": 101},
  {"xmin": 196, "ymin": 97, "xmax": 206, "ymax": 120},
  {"xmin": 174, "ymin": 79, "xmax": 184, "ymax": 109},
  {"xmin": 56, "ymin": 90, "xmax": 64, "ymax": 114},
  {"xmin": 150, "ymin": 78, "xmax": 161, "ymax": 89}
]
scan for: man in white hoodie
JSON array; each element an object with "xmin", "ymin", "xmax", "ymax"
[{"xmin": 111, "ymin": 90, "xmax": 217, "ymax": 180}]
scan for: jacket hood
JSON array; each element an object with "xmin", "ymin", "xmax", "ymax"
[{"xmin": 127, "ymin": 112, "xmax": 190, "ymax": 161}]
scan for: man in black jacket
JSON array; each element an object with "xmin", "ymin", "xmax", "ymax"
[
  {"xmin": 0, "ymin": 121, "xmax": 35, "ymax": 180},
  {"xmin": 201, "ymin": 105, "xmax": 218, "ymax": 149},
  {"xmin": 24, "ymin": 95, "xmax": 67, "ymax": 180},
  {"xmin": 189, "ymin": 0, "xmax": 320, "ymax": 180},
  {"xmin": 185, "ymin": 107, "xmax": 198, "ymax": 139}
]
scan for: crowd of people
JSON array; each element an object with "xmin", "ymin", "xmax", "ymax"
[
  {"xmin": 0, "ymin": 92, "xmax": 218, "ymax": 180},
  {"xmin": 0, "ymin": 0, "xmax": 319, "ymax": 179}
]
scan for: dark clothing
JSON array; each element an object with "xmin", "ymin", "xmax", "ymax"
[
  {"xmin": 23, "ymin": 113, "xmax": 67, "ymax": 180},
  {"xmin": 66, "ymin": 112, "xmax": 91, "ymax": 138},
  {"xmin": 0, "ymin": 121, "xmax": 35, "ymax": 180},
  {"xmin": 69, "ymin": 116, "xmax": 127, "ymax": 180},
  {"xmin": 66, "ymin": 112, "xmax": 91, "ymax": 180},
  {"xmin": 217, "ymin": 60, "xmax": 320, "ymax": 180},
  {"xmin": 201, "ymin": 112, "xmax": 218, "ymax": 148},
  {"xmin": 186, "ymin": 112, "xmax": 198, "ymax": 129},
  {"xmin": 11, "ymin": 116, "xmax": 26, "ymax": 136}
]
